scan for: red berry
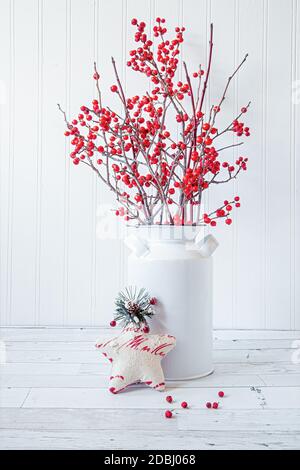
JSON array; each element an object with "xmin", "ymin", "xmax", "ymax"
[
  {"xmin": 181, "ymin": 401, "xmax": 188, "ymax": 409},
  {"xmin": 166, "ymin": 395, "xmax": 173, "ymax": 403},
  {"xmin": 206, "ymin": 402, "xmax": 212, "ymax": 409},
  {"xmin": 150, "ymin": 297, "xmax": 157, "ymax": 305},
  {"xmin": 213, "ymin": 402, "xmax": 219, "ymax": 409},
  {"xmin": 225, "ymin": 218, "xmax": 232, "ymax": 226},
  {"xmin": 110, "ymin": 85, "xmax": 118, "ymax": 93},
  {"xmin": 131, "ymin": 18, "xmax": 138, "ymax": 25},
  {"xmin": 143, "ymin": 325, "xmax": 150, "ymax": 333},
  {"xmin": 234, "ymin": 196, "xmax": 240, "ymax": 202},
  {"xmin": 241, "ymin": 107, "xmax": 247, "ymax": 113},
  {"xmin": 218, "ymin": 391, "xmax": 224, "ymax": 398},
  {"xmin": 93, "ymin": 72, "xmax": 100, "ymax": 80},
  {"xmin": 110, "ymin": 320, "xmax": 116, "ymax": 327},
  {"xmin": 165, "ymin": 410, "xmax": 173, "ymax": 419}
]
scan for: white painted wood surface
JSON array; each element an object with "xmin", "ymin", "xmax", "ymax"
[
  {"xmin": 0, "ymin": 0, "xmax": 299, "ymax": 329},
  {"xmin": 0, "ymin": 327, "xmax": 300, "ymax": 450}
]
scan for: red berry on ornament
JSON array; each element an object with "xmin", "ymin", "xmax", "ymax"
[
  {"xmin": 206, "ymin": 402, "xmax": 212, "ymax": 409},
  {"xmin": 218, "ymin": 391, "xmax": 224, "ymax": 398},
  {"xmin": 181, "ymin": 401, "xmax": 188, "ymax": 409},
  {"xmin": 213, "ymin": 402, "xmax": 219, "ymax": 409},
  {"xmin": 110, "ymin": 320, "xmax": 116, "ymax": 327},
  {"xmin": 165, "ymin": 410, "xmax": 173, "ymax": 419},
  {"xmin": 166, "ymin": 395, "xmax": 173, "ymax": 403}
]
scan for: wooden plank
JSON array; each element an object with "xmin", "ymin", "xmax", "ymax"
[
  {"xmin": 214, "ymin": 338, "xmax": 296, "ymax": 350},
  {"xmin": 260, "ymin": 374, "xmax": 300, "ymax": 387},
  {"xmin": 296, "ymin": 0, "xmax": 300, "ymax": 330},
  {"xmin": 262, "ymin": 386, "xmax": 300, "ymax": 409},
  {"xmin": 20, "ymin": 385, "xmax": 300, "ymax": 411},
  {"xmin": 5, "ymin": 350, "xmax": 101, "ymax": 364},
  {"xmin": 80, "ymin": 361, "xmax": 300, "ymax": 376},
  {"xmin": 0, "ymin": 327, "xmax": 115, "ymax": 342},
  {"xmin": 22, "ymin": 386, "xmax": 260, "ymax": 409},
  {"xmin": 4, "ymin": 347, "xmax": 296, "ymax": 364},
  {"xmin": 0, "ymin": 429, "xmax": 299, "ymax": 450},
  {"xmin": 210, "ymin": 0, "xmax": 236, "ymax": 329},
  {"xmin": 0, "ymin": 408, "xmax": 177, "ymax": 431},
  {"xmin": 177, "ymin": 409, "xmax": 300, "ymax": 431},
  {"xmin": 214, "ymin": 330, "xmax": 300, "ymax": 340},
  {"xmin": 9, "ymin": 0, "xmax": 39, "ymax": 325},
  {"xmin": 0, "ymin": 373, "xmax": 264, "ymax": 389},
  {"xmin": 2, "ymin": 407, "xmax": 300, "ymax": 433},
  {"xmin": 0, "ymin": 363, "xmax": 81, "ymax": 376},
  {"xmin": 1, "ymin": 327, "xmax": 300, "ymax": 341},
  {"xmin": 5, "ymin": 337, "xmax": 296, "ymax": 351},
  {"xmin": 0, "ymin": 0, "xmax": 11, "ymax": 326},
  {"xmin": 5, "ymin": 341, "xmax": 96, "ymax": 351},
  {"xmin": 66, "ymin": 0, "xmax": 95, "ymax": 326},
  {"xmin": 213, "ymin": 362, "xmax": 300, "ymax": 375},
  {"xmin": 1, "ymin": 374, "xmax": 109, "ymax": 389},
  {"xmin": 38, "ymin": 0, "xmax": 67, "ymax": 325},
  {"xmin": 0, "ymin": 388, "xmax": 30, "ymax": 408},
  {"xmin": 265, "ymin": 0, "xmax": 293, "ymax": 328},
  {"xmin": 93, "ymin": 0, "xmax": 125, "ymax": 327},
  {"xmin": 214, "ymin": 349, "xmax": 295, "ymax": 363},
  {"xmin": 234, "ymin": 0, "xmax": 265, "ymax": 329}
]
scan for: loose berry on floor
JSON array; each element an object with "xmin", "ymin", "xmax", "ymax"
[
  {"xmin": 181, "ymin": 401, "xmax": 188, "ymax": 409},
  {"xmin": 206, "ymin": 402, "xmax": 212, "ymax": 409},
  {"xmin": 165, "ymin": 410, "xmax": 173, "ymax": 419},
  {"xmin": 110, "ymin": 320, "xmax": 116, "ymax": 327},
  {"xmin": 218, "ymin": 391, "xmax": 224, "ymax": 398}
]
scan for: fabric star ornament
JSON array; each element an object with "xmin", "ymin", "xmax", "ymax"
[{"xmin": 95, "ymin": 325, "xmax": 176, "ymax": 393}]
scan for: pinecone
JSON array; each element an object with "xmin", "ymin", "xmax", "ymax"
[{"xmin": 125, "ymin": 301, "xmax": 140, "ymax": 316}]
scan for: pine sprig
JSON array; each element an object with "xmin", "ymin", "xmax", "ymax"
[{"xmin": 114, "ymin": 286, "xmax": 155, "ymax": 328}]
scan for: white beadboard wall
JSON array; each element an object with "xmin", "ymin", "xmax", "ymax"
[{"xmin": 0, "ymin": 0, "xmax": 299, "ymax": 329}]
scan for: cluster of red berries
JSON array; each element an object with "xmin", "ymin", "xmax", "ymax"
[
  {"xmin": 128, "ymin": 18, "xmax": 186, "ymax": 101},
  {"xmin": 165, "ymin": 395, "xmax": 188, "ymax": 418},
  {"xmin": 202, "ymin": 197, "xmax": 241, "ymax": 227},
  {"xmin": 165, "ymin": 391, "xmax": 225, "ymax": 418},
  {"xmin": 232, "ymin": 119, "xmax": 251, "ymax": 137},
  {"xmin": 206, "ymin": 391, "xmax": 225, "ymax": 409}
]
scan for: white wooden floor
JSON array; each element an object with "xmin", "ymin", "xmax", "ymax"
[{"xmin": 0, "ymin": 327, "xmax": 300, "ymax": 450}]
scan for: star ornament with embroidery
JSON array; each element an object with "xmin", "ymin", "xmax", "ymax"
[{"xmin": 95, "ymin": 325, "xmax": 176, "ymax": 393}]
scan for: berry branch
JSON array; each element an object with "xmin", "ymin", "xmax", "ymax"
[{"xmin": 59, "ymin": 17, "xmax": 251, "ymax": 228}]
